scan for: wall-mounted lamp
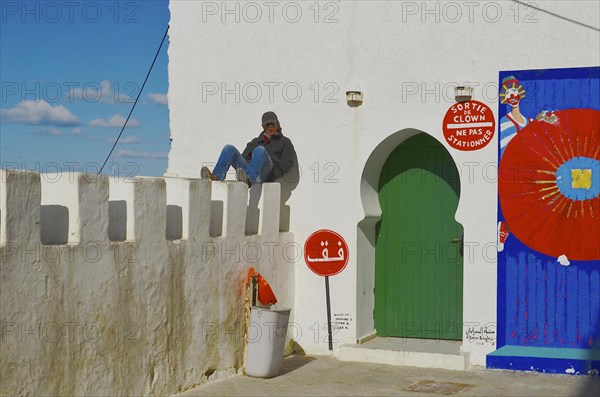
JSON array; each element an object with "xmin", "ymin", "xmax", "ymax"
[
  {"xmin": 454, "ymin": 85, "xmax": 473, "ymax": 103},
  {"xmin": 346, "ymin": 91, "xmax": 363, "ymax": 107}
]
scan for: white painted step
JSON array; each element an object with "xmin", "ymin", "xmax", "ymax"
[{"xmin": 339, "ymin": 337, "xmax": 469, "ymax": 371}]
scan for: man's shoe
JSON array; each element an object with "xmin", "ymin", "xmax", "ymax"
[
  {"xmin": 236, "ymin": 168, "xmax": 250, "ymax": 186},
  {"xmin": 201, "ymin": 166, "xmax": 217, "ymax": 181}
]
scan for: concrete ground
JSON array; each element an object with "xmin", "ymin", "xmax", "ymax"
[{"xmin": 175, "ymin": 355, "xmax": 600, "ymax": 397}]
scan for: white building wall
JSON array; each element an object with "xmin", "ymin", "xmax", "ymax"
[{"xmin": 166, "ymin": 1, "xmax": 600, "ymax": 366}]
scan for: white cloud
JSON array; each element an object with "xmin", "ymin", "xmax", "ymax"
[
  {"xmin": 70, "ymin": 80, "xmax": 134, "ymax": 104},
  {"xmin": 35, "ymin": 127, "xmax": 65, "ymax": 136},
  {"xmin": 116, "ymin": 150, "xmax": 168, "ymax": 159},
  {"xmin": 109, "ymin": 136, "xmax": 140, "ymax": 144},
  {"xmin": 147, "ymin": 93, "xmax": 168, "ymax": 106},
  {"xmin": 89, "ymin": 114, "xmax": 140, "ymax": 128},
  {"xmin": 71, "ymin": 127, "xmax": 83, "ymax": 135},
  {"xmin": 0, "ymin": 100, "xmax": 80, "ymax": 127}
]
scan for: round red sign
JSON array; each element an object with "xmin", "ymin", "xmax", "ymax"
[
  {"xmin": 442, "ymin": 100, "xmax": 495, "ymax": 151},
  {"xmin": 304, "ymin": 229, "xmax": 349, "ymax": 277}
]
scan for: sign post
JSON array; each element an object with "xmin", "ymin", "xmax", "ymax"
[
  {"xmin": 325, "ymin": 276, "xmax": 332, "ymax": 350},
  {"xmin": 304, "ymin": 229, "xmax": 349, "ymax": 351}
]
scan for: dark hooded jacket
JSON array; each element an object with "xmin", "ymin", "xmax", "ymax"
[{"xmin": 242, "ymin": 129, "xmax": 297, "ymax": 182}]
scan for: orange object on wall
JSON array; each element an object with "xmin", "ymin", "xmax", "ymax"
[{"xmin": 247, "ymin": 267, "xmax": 277, "ymax": 305}]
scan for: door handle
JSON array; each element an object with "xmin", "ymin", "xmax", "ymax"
[{"xmin": 451, "ymin": 235, "xmax": 464, "ymax": 257}]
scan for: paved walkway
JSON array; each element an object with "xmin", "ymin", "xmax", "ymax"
[{"xmin": 175, "ymin": 355, "xmax": 599, "ymax": 396}]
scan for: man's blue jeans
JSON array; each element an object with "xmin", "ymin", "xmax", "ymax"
[{"xmin": 213, "ymin": 145, "xmax": 273, "ymax": 184}]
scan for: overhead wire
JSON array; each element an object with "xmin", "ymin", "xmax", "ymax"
[
  {"xmin": 511, "ymin": 0, "xmax": 600, "ymax": 32},
  {"xmin": 98, "ymin": 24, "xmax": 170, "ymax": 174}
]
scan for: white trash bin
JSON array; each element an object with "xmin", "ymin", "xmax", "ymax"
[{"xmin": 246, "ymin": 306, "xmax": 291, "ymax": 378}]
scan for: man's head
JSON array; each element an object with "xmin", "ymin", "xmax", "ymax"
[{"xmin": 262, "ymin": 111, "xmax": 280, "ymax": 138}]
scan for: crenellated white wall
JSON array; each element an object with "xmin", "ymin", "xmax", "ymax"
[
  {"xmin": 0, "ymin": 169, "xmax": 294, "ymax": 396},
  {"xmin": 166, "ymin": 0, "xmax": 600, "ymax": 366}
]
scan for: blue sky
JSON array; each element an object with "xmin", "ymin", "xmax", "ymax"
[{"xmin": 1, "ymin": 0, "xmax": 171, "ymax": 177}]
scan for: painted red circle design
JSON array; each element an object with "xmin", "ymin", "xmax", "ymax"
[
  {"xmin": 442, "ymin": 100, "xmax": 495, "ymax": 151},
  {"xmin": 304, "ymin": 229, "xmax": 349, "ymax": 277}
]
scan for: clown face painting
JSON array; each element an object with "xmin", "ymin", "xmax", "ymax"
[{"xmin": 500, "ymin": 76, "xmax": 526, "ymax": 108}]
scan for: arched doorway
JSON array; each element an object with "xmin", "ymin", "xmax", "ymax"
[{"xmin": 375, "ymin": 133, "xmax": 463, "ymax": 340}]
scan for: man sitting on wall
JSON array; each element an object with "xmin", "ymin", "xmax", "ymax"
[{"xmin": 201, "ymin": 111, "xmax": 298, "ymax": 187}]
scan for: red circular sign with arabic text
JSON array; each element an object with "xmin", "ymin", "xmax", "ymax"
[
  {"xmin": 304, "ymin": 229, "xmax": 349, "ymax": 277},
  {"xmin": 442, "ymin": 100, "xmax": 495, "ymax": 151}
]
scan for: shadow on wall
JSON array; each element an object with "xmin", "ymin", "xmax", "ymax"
[
  {"xmin": 247, "ymin": 188, "xmax": 261, "ymax": 235},
  {"xmin": 40, "ymin": 205, "xmax": 69, "ymax": 245},
  {"xmin": 210, "ymin": 200, "xmax": 224, "ymax": 237},
  {"xmin": 280, "ymin": 152, "xmax": 300, "ymax": 204},
  {"xmin": 166, "ymin": 205, "xmax": 183, "ymax": 240},
  {"xmin": 277, "ymin": 153, "xmax": 300, "ymax": 231},
  {"xmin": 247, "ymin": 154, "xmax": 299, "ymax": 234},
  {"xmin": 108, "ymin": 200, "xmax": 127, "ymax": 241}
]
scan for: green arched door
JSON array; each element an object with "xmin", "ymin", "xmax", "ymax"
[{"xmin": 375, "ymin": 133, "xmax": 463, "ymax": 340}]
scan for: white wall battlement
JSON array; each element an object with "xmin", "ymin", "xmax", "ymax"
[{"xmin": 0, "ymin": 169, "xmax": 295, "ymax": 396}]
